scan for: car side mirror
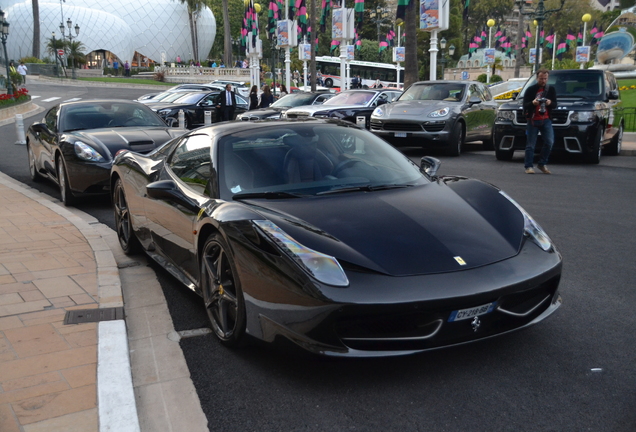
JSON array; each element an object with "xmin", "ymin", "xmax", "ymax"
[
  {"xmin": 468, "ymin": 95, "xmax": 482, "ymax": 106},
  {"xmin": 420, "ymin": 156, "xmax": 441, "ymax": 178},
  {"xmin": 377, "ymin": 98, "xmax": 388, "ymax": 106},
  {"xmin": 146, "ymin": 180, "xmax": 199, "ymax": 212},
  {"xmin": 608, "ymin": 90, "xmax": 619, "ymax": 100}
]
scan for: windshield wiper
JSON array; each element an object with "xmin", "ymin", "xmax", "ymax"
[
  {"xmin": 232, "ymin": 191, "xmax": 305, "ymax": 200},
  {"xmin": 317, "ymin": 184, "xmax": 414, "ymax": 195}
]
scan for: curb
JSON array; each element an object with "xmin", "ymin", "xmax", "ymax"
[{"xmin": 0, "ymin": 172, "xmax": 140, "ymax": 432}]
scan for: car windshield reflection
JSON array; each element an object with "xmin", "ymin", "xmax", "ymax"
[
  {"xmin": 322, "ymin": 91, "xmax": 375, "ymax": 106},
  {"xmin": 218, "ymin": 123, "xmax": 428, "ymax": 201},
  {"xmin": 399, "ymin": 83, "xmax": 466, "ymax": 102},
  {"xmin": 61, "ymin": 102, "xmax": 167, "ymax": 131}
]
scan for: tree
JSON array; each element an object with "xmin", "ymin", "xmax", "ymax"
[
  {"xmin": 179, "ymin": 0, "xmax": 206, "ymax": 61},
  {"xmin": 206, "ymin": 0, "xmax": 244, "ymax": 62},
  {"xmin": 67, "ymin": 40, "xmax": 87, "ymax": 67},
  {"xmin": 46, "ymin": 35, "xmax": 67, "ymax": 76},
  {"xmin": 32, "ymin": 0, "xmax": 40, "ymax": 58},
  {"xmin": 222, "ymin": 0, "xmax": 232, "ymax": 65},
  {"xmin": 404, "ymin": 1, "xmax": 418, "ymax": 87}
]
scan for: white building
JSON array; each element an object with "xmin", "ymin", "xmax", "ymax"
[{"xmin": 2, "ymin": 0, "xmax": 216, "ymax": 65}]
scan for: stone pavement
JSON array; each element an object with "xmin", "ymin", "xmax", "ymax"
[{"xmin": 0, "ymin": 172, "xmax": 207, "ymax": 432}]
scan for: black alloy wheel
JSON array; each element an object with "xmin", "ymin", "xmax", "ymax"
[
  {"xmin": 56, "ymin": 156, "xmax": 76, "ymax": 206},
  {"xmin": 201, "ymin": 233, "xmax": 246, "ymax": 346},
  {"xmin": 447, "ymin": 122, "xmax": 465, "ymax": 156},
  {"xmin": 585, "ymin": 126, "xmax": 603, "ymax": 164},
  {"xmin": 27, "ymin": 143, "xmax": 43, "ymax": 182},
  {"xmin": 113, "ymin": 179, "xmax": 141, "ymax": 255}
]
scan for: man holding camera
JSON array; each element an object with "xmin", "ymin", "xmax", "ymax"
[{"xmin": 523, "ymin": 68, "xmax": 557, "ymax": 174}]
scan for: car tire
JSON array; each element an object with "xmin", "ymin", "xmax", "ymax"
[
  {"xmin": 325, "ymin": 78, "xmax": 333, "ymax": 88},
  {"xmin": 605, "ymin": 122, "xmax": 623, "ymax": 156},
  {"xmin": 56, "ymin": 156, "xmax": 76, "ymax": 206},
  {"xmin": 585, "ymin": 126, "xmax": 603, "ymax": 164},
  {"xmin": 447, "ymin": 122, "xmax": 464, "ymax": 156},
  {"xmin": 27, "ymin": 143, "xmax": 44, "ymax": 182},
  {"xmin": 200, "ymin": 233, "xmax": 247, "ymax": 347},
  {"xmin": 113, "ymin": 178, "xmax": 141, "ymax": 255}
]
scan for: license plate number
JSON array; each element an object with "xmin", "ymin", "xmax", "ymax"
[
  {"xmin": 448, "ymin": 302, "xmax": 496, "ymax": 322},
  {"xmin": 394, "ymin": 132, "xmax": 407, "ymax": 137}
]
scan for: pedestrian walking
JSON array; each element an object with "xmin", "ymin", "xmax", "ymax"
[
  {"xmin": 259, "ymin": 85, "xmax": 274, "ymax": 108},
  {"xmin": 249, "ymin": 85, "xmax": 259, "ymax": 110},
  {"xmin": 113, "ymin": 60, "xmax": 119, "ymax": 76},
  {"xmin": 216, "ymin": 84, "xmax": 237, "ymax": 121},
  {"xmin": 17, "ymin": 61, "xmax": 28, "ymax": 85},
  {"xmin": 523, "ymin": 68, "xmax": 557, "ymax": 174},
  {"xmin": 124, "ymin": 60, "xmax": 130, "ymax": 77}
]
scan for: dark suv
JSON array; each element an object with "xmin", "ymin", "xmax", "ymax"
[{"xmin": 494, "ymin": 69, "xmax": 623, "ymax": 164}]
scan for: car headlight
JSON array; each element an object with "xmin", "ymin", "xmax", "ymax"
[
  {"xmin": 254, "ymin": 220, "xmax": 349, "ymax": 287},
  {"xmin": 499, "ymin": 191, "xmax": 554, "ymax": 252},
  {"xmin": 372, "ymin": 107, "xmax": 384, "ymax": 117},
  {"xmin": 74, "ymin": 141, "xmax": 106, "ymax": 162},
  {"xmin": 496, "ymin": 110, "xmax": 515, "ymax": 121},
  {"xmin": 570, "ymin": 111, "xmax": 595, "ymax": 122},
  {"xmin": 158, "ymin": 109, "xmax": 172, "ymax": 116},
  {"xmin": 428, "ymin": 107, "xmax": 450, "ymax": 118}
]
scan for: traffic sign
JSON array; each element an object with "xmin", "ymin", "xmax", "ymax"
[
  {"xmin": 57, "ymin": 49, "xmax": 65, "ymax": 57},
  {"xmin": 461, "ymin": 71, "xmax": 469, "ymax": 80}
]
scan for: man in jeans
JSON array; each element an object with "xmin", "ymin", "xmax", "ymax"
[{"xmin": 523, "ymin": 68, "xmax": 557, "ymax": 174}]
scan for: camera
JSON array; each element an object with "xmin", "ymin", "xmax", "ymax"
[{"xmin": 536, "ymin": 97, "xmax": 548, "ymax": 114}]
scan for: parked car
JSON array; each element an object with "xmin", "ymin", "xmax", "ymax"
[
  {"xmin": 111, "ymin": 119, "xmax": 562, "ymax": 356},
  {"xmin": 26, "ymin": 100, "xmax": 185, "ymax": 206},
  {"xmin": 150, "ymin": 91, "xmax": 249, "ymax": 128},
  {"xmin": 370, "ymin": 81, "xmax": 498, "ymax": 155},
  {"xmin": 283, "ymin": 89, "xmax": 402, "ymax": 129},
  {"xmin": 494, "ymin": 69, "xmax": 623, "ymax": 163},
  {"xmin": 136, "ymin": 83, "xmax": 226, "ymax": 103},
  {"xmin": 209, "ymin": 80, "xmax": 250, "ymax": 98},
  {"xmin": 490, "ymin": 77, "xmax": 529, "ymax": 101},
  {"xmin": 236, "ymin": 91, "xmax": 335, "ymax": 120}
]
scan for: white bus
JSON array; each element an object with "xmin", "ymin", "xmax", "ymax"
[{"xmin": 314, "ymin": 56, "xmax": 401, "ymax": 89}]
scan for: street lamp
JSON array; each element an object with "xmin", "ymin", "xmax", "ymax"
[
  {"xmin": 519, "ymin": 0, "xmax": 566, "ymax": 73},
  {"xmin": 61, "ymin": 17, "xmax": 80, "ymax": 79},
  {"xmin": 580, "ymin": 13, "xmax": 592, "ymax": 69},
  {"xmin": 369, "ymin": 6, "xmax": 390, "ymax": 62},
  {"xmin": 439, "ymin": 38, "xmax": 455, "ymax": 80},
  {"xmin": 486, "ymin": 19, "xmax": 496, "ymax": 83},
  {"xmin": 0, "ymin": 9, "xmax": 12, "ymax": 95}
]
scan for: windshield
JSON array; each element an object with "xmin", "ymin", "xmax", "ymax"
[
  {"xmin": 272, "ymin": 93, "xmax": 320, "ymax": 108},
  {"xmin": 172, "ymin": 93, "xmax": 209, "ymax": 104},
  {"xmin": 61, "ymin": 102, "xmax": 166, "ymax": 131},
  {"xmin": 217, "ymin": 123, "xmax": 428, "ymax": 200},
  {"xmin": 399, "ymin": 83, "xmax": 466, "ymax": 101},
  {"xmin": 519, "ymin": 72, "xmax": 603, "ymax": 98},
  {"xmin": 323, "ymin": 91, "xmax": 375, "ymax": 106},
  {"xmin": 489, "ymin": 80, "xmax": 527, "ymax": 96}
]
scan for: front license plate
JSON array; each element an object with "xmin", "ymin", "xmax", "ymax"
[
  {"xmin": 394, "ymin": 132, "xmax": 407, "ymax": 137},
  {"xmin": 448, "ymin": 302, "xmax": 496, "ymax": 322}
]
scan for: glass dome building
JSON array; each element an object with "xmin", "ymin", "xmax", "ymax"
[{"xmin": 2, "ymin": 0, "xmax": 216, "ymax": 64}]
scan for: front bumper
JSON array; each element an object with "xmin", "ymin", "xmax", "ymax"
[{"xmin": 370, "ymin": 118, "xmax": 452, "ymax": 147}]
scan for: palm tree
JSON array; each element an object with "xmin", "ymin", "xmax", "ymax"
[
  {"xmin": 67, "ymin": 40, "xmax": 87, "ymax": 68},
  {"xmin": 46, "ymin": 35, "xmax": 67, "ymax": 76},
  {"xmin": 32, "ymin": 0, "xmax": 40, "ymax": 58},
  {"xmin": 179, "ymin": 0, "xmax": 205, "ymax": 61},
  {"xmin": 404, "ymin": 2, "xmax": 418, "ymax": 87},
  {"xmin": 222, "ymin": 0, "xmax": 231, "ymax": 66}
]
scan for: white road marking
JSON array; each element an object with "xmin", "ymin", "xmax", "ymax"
[
  {"xmin": 30, "ymin": 95, "xmax": 41, "ymax": 99},
  {"xmin": 41, "ymin": 97, "xmax": 61, "ymax": 102}
]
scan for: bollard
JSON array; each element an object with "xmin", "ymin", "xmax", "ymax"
[
  {"xmin": 178, "ymin": 110, "xmax": 185, "ymax": 129},
  {"xmin": 15, "ymin": 114, "xmax": 27, "ymax": 145},
  {"xmin": 204, "ymin": 110, "xmax": 212, "ymax": 126}
]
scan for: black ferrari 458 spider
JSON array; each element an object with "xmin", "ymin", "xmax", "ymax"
[{"xmin": 111, "ymin": 118, "xmax": 562, "ymax": 357}]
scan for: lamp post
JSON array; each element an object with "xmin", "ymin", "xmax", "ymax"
[
  {"xmin": 369, "ymin": 6, "xmax": 390, "ymax": 62},
  {"xmin": 0, "ymin": 9, "xmax": 12, "ymax": 95},
  {"xmin": 486, "ymin": 19, "xmax": 495, "ymax": 84},
  {"xmin": 61, "ymin": 18, "xmax": 80, "ymax": 79},
  {"xmin": 580, "ymin": 13, "xmax": 592, "ymax": 69},
  {"xmin": 519, "ymin": 0, "xmax": 566, "ymax": 74},
  {"xmin": 438, "ymin": 38, "xmax": 455, "ymax": 80}
]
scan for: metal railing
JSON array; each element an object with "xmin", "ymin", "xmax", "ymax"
[{"xmin": 618, "ymin": 107, "xmax": 636, "ymax": 132}]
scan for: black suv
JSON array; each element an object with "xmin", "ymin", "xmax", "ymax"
[{"xmin": 494, "ymin": 69, "xmax": 623, "ymax": 164}]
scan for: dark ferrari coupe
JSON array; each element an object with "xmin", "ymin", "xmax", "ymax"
[
  {"xmin": 111, "ymin": 119, "xmax": 562, "ymax": 357},
  {"xmin": 27, "ymin": 100, "xmax": 186, "ymax": 206}
]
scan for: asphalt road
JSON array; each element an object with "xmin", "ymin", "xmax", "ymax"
[{"xmin": 2, "ymin": 81, "xmax": 635, "ymax": 431}]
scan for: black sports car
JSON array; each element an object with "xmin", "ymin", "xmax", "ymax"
[
  {"xmin": 26, "ymin": 100, "xmax": 186, "ymax": 206},
  {"xmin": 111, "ymin": 119, "xmax": 562, "ymax": 357},
  {"xmin": 283, "ymin": 89, "xmax": 402, "ymax": 129},
  {"xmin": 370, "ymin": 81, "xmax": 498, "ymax": 155},
  {"xmin": 236, "ymin": 91, "xmax": 335, "ymax": 121},
  {"xmin": 136, "ymin": 83, "xmax": 226, "ymax": 104},
  {"xmin": 150, "ymin": 91, "xmax": 249, "ymax": 129}
]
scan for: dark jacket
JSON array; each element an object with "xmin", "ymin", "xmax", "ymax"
[
  {"xmin": 259, "ymin": 93, "xmax": 274, "ymax": 108},
  {"xmin": 523, "ymin": 83, "xmax": 558, "ymax": 120},
  {"xmin": 217, "ymin": 90, "xmax": 237, "ymax": 109},
  {"xmin": 249, "ymin": 93, "xmax": 259, "ymax": 110}
]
